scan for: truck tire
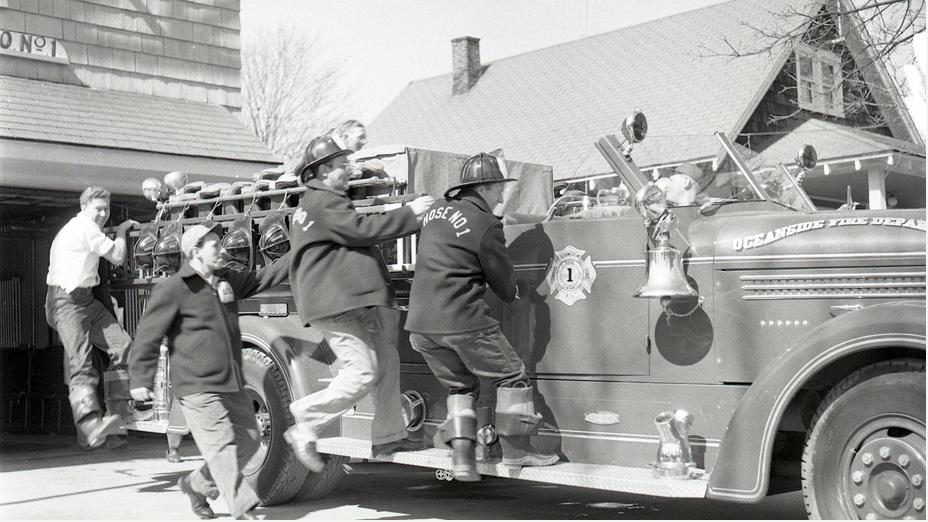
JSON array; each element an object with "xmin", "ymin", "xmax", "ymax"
[
  {"xmin": 802, "ymin": 358, "xmax": 925, "ymax": 520},
  {"xmin": 241, "ymin": 347, "xmax": 309, "ymax": 506},
  {"xmin": 294, "ymin": 453, "xmax": 349, "ymax": 500}
]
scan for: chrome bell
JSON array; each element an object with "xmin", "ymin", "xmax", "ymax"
[{"xmin": 634, "ymin": 235, "xmax": 698, "ymax": 299}]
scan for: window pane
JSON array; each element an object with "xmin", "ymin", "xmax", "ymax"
[
  {"xmin": 822, "ymin": 63, "xmax": 834, "ymax": 88},
  {"xmin": 799, "ymin": 55, "xmax": 813, "ymax": 78},
  {"xmin": 800, "ymin": 80, "xmax": 813, "ymax": 103}
]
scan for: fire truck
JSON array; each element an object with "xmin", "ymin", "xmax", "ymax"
[{"xmin": 107, "ymin": 114, "xmax": 925, "ymax": 520}]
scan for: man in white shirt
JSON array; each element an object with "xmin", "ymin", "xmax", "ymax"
[{"xmin": 45, "ymin": 186, "xmax": 137, "ymax": 449}]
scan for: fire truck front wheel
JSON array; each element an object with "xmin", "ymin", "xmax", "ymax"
[
  {"xmin": 241, "ymin": 347, "xmax": 310, "ymax": 506},
  {"xmin": 801, "ymin": 358, "xmax": 925, "ymax": 520}
]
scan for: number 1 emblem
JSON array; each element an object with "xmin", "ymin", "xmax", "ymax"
[{"xmin": 545, "ymin": 245, "xmax": 596, "ymax": 306}]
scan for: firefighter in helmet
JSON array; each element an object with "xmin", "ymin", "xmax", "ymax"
[
  {"xmin": 283, "ymin": 135, "xmax": 435, "ymax": 472},
  {"xmin": 406, "ymin": 153, "xmax": 559, "ymax": 481}
]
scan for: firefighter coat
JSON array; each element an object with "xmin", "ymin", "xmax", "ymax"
[
  {"xmin": 288, "ymin": 179, "xmax": 419, "ymax": 324},
  {"xmin": 405, "ymin": 192, "xmax": 517, "ymax": 335}
]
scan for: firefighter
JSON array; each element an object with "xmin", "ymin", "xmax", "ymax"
[
  {"xmin": 405, "ymin": 153, "xmax": 559, "ymax": 481},
  {"xmin": 44, "ymin": 186, "xmax": 138, "ymax": 450},
  {"xmin": 283, "ymin": 135, "xmax": 434, "ymax": 472},
  {"xmin": 128, "ymin": 224, "xmax": 290, "ymax": 520}
]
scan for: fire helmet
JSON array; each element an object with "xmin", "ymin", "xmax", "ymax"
[
  {"xmin": 152, "ymin": 229, "xmax": 182, "ymax": 275},
  {"xmin": 220, "ymin": 218, "xmax": 252, "ymax": 272},
  {"xmin": 259, "ymin": 213, "xmax": 290, "ymax": 263},
  {"xmin": 133, "ymin": 225, "xmax": 158, "ymax": 269},
  {"xmin": 296, "ymin": 136, "xmax": 352, "ymax": 184},
  {"xmin": 444, "ymin": 153, "xmax": 516, "ymax": 198}
]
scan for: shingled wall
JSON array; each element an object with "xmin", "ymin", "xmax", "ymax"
[{"xmin": 0, "ymin": 0, "xmax": 243, "ymax": 107}]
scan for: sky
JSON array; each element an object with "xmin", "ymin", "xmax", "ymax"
[{"xmin": 239, "ymin": 0, "xmax": 731, "ymax": 123}]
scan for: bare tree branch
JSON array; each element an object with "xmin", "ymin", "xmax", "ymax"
[
  {"xmin": 699, "ymin": 0, "xmax": 923, "ymax": 131},
  {"xmin": 241, "ymin": 23, "xmax": 355, "ymax": 171}
]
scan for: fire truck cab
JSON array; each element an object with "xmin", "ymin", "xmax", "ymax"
[{"xmin": 109, "ymin": 115, "xmax": 925, "ymax": 520}]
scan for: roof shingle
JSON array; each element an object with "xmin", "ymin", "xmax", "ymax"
[
  {"xmin": 0, "ymin": 75, "xmax": 278, "ymax": 163},
  {"xmin": 368, "ymin": 0, "xmax": 831, "ymax": 180},
  {"xmin": 761, "ymin": 118, "xmax": 926, "ymax": 162}
]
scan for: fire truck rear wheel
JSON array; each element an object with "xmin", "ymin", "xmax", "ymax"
[
  {"xmin": 801, "ymin": 358, "xmax": 925, "ymax": 520},
  {"xmin": 293, "ymin": 452, "xmax": 350, "ymax": 500},
  {"xmin": 241, "ymin": 347, "xmax": 309, "ymax": 506}
]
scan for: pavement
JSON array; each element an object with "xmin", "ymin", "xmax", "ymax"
[{"xmin": 0, "ymin": 432, "xmax": 808, "ymax": 520}]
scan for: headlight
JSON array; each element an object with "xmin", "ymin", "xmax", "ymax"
[
  {"xmin": 796, "ymin": 144, "xmax": 817, "ymax": 171},
  {"xmin": 621, "ymin": 111, "xmax": 648, "ymax": 144},
  {"xmin": 635, "ymin": 183, "xmax": 667, "ymax": 221}
]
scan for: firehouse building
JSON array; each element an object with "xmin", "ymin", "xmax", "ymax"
[
  {"xmin": 0, "ymin": 0, "xmax": 277, "ymax": 433},
  {"xmin": 369, "ymin": 0, "xmax": 925, "ymax": 210}
]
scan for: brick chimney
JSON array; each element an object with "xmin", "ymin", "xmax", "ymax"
[{"xmin": 452, "ymin": 36, "xmax": 482, "ymax": 95}]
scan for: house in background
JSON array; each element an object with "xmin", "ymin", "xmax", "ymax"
[
  {"xmin": 0, "ymin": 0, "xmax": 277, "ymax": 202},
  {"xmin": 0, "ymin": 0, "xmax": 276, "ymax": 434},
  {"xmin": 369, "ymin": 0, "xmax": 925, "ymax": 210}
]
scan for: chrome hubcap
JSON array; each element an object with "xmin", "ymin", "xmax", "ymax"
[
  {"xmin": 846, "ymin": 423, "xmax": 925, "ymax": 520},
  {"xmin": 242, "ymin": 387, "xmax": 272, "ymax": 475}
]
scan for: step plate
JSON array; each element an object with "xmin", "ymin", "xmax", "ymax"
[
  {"xmin": 127, "ymin": 419, "xmax": 169, "ymax": 433},
  {"xmin": 316, "ymin": 437, "xmax": 707, "ymax": 498}
]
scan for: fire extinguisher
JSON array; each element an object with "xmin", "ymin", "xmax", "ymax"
[{"xmin": 152, "ymin": 339, "xmax": 170, "ymax": 421}]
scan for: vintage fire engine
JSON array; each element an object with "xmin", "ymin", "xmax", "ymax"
[{"xmin": 106, "ymin": 114, "xmax": 925, "ymax": 520}]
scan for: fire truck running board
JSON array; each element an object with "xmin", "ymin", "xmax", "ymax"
[{"xmin": 316, "ymin": 437, "xmax": 707, "ymax": 498}]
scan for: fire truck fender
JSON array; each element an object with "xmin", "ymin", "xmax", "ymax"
[
  {"xmin": 238, "ymin": 314, "xmax": 338, "ymax": 404},
  {"xmin": 706, "ymin": 300, "xmax": 926, "ymax": 503}
]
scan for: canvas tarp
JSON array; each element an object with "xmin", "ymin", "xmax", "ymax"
[{"xmin": 353, "ymin": 145, "xmax": 553, "ymax": 215}]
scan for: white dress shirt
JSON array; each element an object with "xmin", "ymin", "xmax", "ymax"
[{"xmin": 46, "ymin": 213, "xmax": 116, "ymax": 292}]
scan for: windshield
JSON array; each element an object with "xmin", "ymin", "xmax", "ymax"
[
  {"xmin": 718, "ymin": 139, "xmax": 815, "ymax": 212},
  {"xmin": 565, "ymin": 133, "xmax": 815, "ymax": 217}
]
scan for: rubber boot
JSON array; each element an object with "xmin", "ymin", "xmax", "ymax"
[
  {"xmin": 103, "ymin": 367, "xmax": 132, "ymax": 450},
  {"xmin": 439, "ymin": 394, "xmax": 480, "ymax": 482},
  {"xmin": 495, "ymin": 386, "xmax": 559, "ymax": 468},
  {"xmin": 70, "ymin": 385, "xmax": 123, "ymax": 449}
]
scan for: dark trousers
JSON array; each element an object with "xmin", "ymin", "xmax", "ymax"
[
  {"xmin": 179, "ymin": 391, "xmax": 261, "ymax": 519},
  {"xmin": 45, "ymin": 286, "xmax": 131, "ymax": 397},
  {"xmin": 409, "ymin": 325, "xmax": 529, "ymax": 396}
]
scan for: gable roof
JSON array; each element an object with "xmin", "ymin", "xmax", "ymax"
[
  {"xmin": 369, "ymin": 0, "xmax": 919, "ymax": 181},
  {"xmin": 761, "ymin": 118, "xmax": 925, "ymax": 163},
  {"xmin": 0, "ymin": 75, "xmax": 278, "ymax": 164}
]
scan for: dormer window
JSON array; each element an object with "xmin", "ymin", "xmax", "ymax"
[{"xmin": 795, "ymin": 44, "xmax": 845, "ymax": 117}]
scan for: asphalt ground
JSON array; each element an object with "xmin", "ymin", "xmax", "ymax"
[{"xmin": 0, "ymin": 432, "xmax": 807, "ymax": 520}]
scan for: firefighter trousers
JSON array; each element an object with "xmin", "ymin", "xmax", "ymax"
[
  {"xmin": 409, "ymin": 325, "xmax": 529, "ymax": 395},
  {"xmin": 289, "ymin": 306, "xmax": 407, "ymax": 445},
  {"xmin": 178, "ymin": 391, "xmax": 260, "ymax": 519}
]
